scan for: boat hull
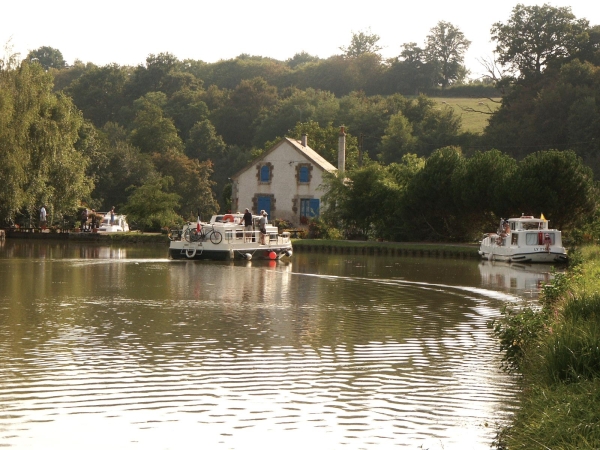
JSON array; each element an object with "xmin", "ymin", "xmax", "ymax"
[
  {"xmin": 479, "ymin": 249, "xmax": 568, "ymax": 264},
  {"xmin": 169, "ymin": 241, "xmax": 292, "ymax": 261}
]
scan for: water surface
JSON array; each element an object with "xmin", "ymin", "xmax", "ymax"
[{"xmin": 0, "ymin": 241, "xmax": 548, "ymax": 449}]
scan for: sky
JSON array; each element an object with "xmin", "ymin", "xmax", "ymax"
[{"xmin": 2, "ymin": 0, "xmax": 599, "ymax": 80}]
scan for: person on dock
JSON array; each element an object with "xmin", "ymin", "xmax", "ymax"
[
  {"xmin": 39, "ymin": 205, "xmax": 47, "ymax": 230},
  {"xmin": 81, "ymin": 209, "xmax": 88, "ymax": 231}
]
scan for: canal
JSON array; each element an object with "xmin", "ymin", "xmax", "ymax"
[{"xmin": 0, "ymin": 241, "xmax": 554, "ymax": 449}]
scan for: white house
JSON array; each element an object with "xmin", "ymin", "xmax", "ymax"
[{"xmin": 231, "ymin": 130, "xmax": 346, "ymax": 226}]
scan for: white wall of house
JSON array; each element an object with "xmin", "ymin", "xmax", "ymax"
[{"xmin": 232, "ymin": 138, "xmax": 336, "ymax": 226}]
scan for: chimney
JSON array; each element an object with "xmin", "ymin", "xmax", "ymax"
[
  {"xmin": 338, "ymin": 126, "xmax": 346, "ymax": 172},
  {"xmin": 301, "ymin": 134, "xmax": 307, "ymax": 147}
]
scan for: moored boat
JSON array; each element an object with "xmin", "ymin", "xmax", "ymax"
[
  {"xmin": 168, "ymin": 213, "xmax": 293, "ymax": 261},
  {"xmin": 96, "ymin": 214, "xmax": 130, "ymax": 233},
  {"xmin": 478, "ymin": 214, "xmax": 567, "ymax": 264}
]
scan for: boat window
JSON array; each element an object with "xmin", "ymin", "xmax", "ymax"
[
  {"xmin": 511, "ymin": 234, "xmax": 518, "ymax": 245},
  {"xmin": 526, "ymin": 233, "xmax": 539, "ymax": 245},
  {"xmin": 523, "ymin": 222, "xmax": 540, "ymax": 230}
]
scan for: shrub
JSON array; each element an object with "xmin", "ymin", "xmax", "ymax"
[{"xmin": 488, "ymin": 305, "xmax": 549, "ymax": 373}]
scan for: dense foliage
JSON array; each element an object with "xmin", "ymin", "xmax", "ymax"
[{"xmin": 1, "ymin": 5, "xmax": 599, "ymax": 234}]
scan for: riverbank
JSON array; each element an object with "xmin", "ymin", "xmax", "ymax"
[
  {"xmin": 293, "ymin": 239, "xmax": 480, "ymax": 258},
  {"xmin": 492, "ymin": 245, "xmax": 600, "ymax": 448},
  {"xmin": 4, "ymin": 229, "xmax": 168, "ymax": 244},
  {"xmin": 4, "ymin": 230, "xmax": 481, "ymax": 257}
]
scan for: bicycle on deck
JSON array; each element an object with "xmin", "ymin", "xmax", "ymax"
[{"xmin": 183, "ymin": 224, "xmax": 222, "ymax": 244}]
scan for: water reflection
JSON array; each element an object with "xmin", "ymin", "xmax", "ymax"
[
  {"xmin": 0, "ymin": 242, "xmax": 523, "ymax": 449},
  {"xmin": 478, "ymin": 260, "xmax": 561, "ymax": 297}
]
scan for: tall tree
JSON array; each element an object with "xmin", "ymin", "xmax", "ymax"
[
  {"xmin": 425, "ymin": 21, "xmax": 471, "ymax": 89},
  {"xmin": 340, "ymin": 28, "xmax": 383, "ymax": 58},
  {"xmin": 491, "ymin": 4, "xmax": 590, "ymax": 79},
  {"xmin": 26, "ymin": 46, "xmax": 66, "ymax": 70},
  {"xmin": 0, "ymin": 58, "xmax": 90, "ymax": 225}
]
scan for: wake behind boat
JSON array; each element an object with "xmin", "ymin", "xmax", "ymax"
[
  {"xmin": 168, "ymin": 213, "xmax": 293, "ymax": 261},
  {"xmin": 478, "ymin": 214, "xmax": 567, "ymax": 264}
]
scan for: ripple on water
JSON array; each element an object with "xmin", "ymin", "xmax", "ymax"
[{"xmin": 0, "ymin": 255, "xmax": 519, "ymax": 450}]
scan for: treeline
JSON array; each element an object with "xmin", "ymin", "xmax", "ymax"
[
  {"xmin": 1, "ymin": 4, "xmax": 599, "ymax": 237},
  {"xmin": 321, "ymin": 148, "xmax": 596, "ymax": 242}
]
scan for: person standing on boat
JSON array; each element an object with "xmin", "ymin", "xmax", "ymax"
[
  {"xmin": 259, "ymin": 210, "xmax": 268, "ymax": 245},
  {"xmin": 242, "ymin": 208, "xmax": 253, "ymax": 242},
  {"xmin": 110, "ymin": 206, "xmax": 115, "ymax": 225}
]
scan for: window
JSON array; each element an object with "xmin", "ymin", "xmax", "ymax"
[
  {"xmin": 300, "ymin": 198, "xmax": 320, "ymax": 219},
  {"xmin": 526, "ymin": 232, "xmax": 555, "ymax": 245},
  {"xmin": 296, "ymin": 163, "xmax": 312, "ymax": 184},
  {"xmin": 299, "ymin": 166, "xmax": 309, "ymax": 183},
  {"xmin": 260, "ymin": 165, "xmax": 270, "ymax": 182}
]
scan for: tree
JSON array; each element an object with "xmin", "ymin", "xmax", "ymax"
[
  {"xmin": 286, "ymin": 52, "xmax": 321, "ymax": 68},
  {"xmin": 121, "ymin": 175, "xmax": 181, "ymax": 231},
  {"xmin": 399, "ymin": 147, "xmax": 466, "ymax": 241},
  {"xmin": 491, "ymin": 4, "xmax": 590, "ymax": 79},
  {"xmin": 340, "ymin": 28, "xmax": 383, "ymax": 58},
  {"xmin": 451, "ymin": 150, "xmax": 518, "ymax": 233},
  {"xmin": 152, "ymin": 150, "xmax": 219, "ymax": 220},
  {"xmin": 90, "ymin": 127, "xmax": 156, "ymax": 211},
  {"xmin": 252, "ymin": 87, "xmax": 339, "ymax": 147},
  {"xmin": 0, "ymin": 59, "xmax": 90, "ymax": 225},
  {"xmin": 321, "ymin": 162, "xmax": 400, "ymax": 239},
  {"xmin": 378, "ymin": 112, "xmax": 416, "ymax": 163},
  {"xmin": 211, "ymin": 77, "xmax": 278, "ymax": 147},
  {"xmin": 66, "ymin": 63, "xmax": 129, "ymax": 127},
  {"xmin": 425, "ymin": 21, "xmax": 471, "ymax": 89},
  {"xmin": 509, "ymin": 150, "xmax": 596, "ymax": 230},
  {"xmin": 164, "ymin": 89, "xmax": 209, "ymax": 140},
  {"xmin": 26, "ymin": 46, "xmax": 66, "ymax": 70},
  {"xmin": 129, "ymin": 93, "xmax": 184, "ymax": 153}
]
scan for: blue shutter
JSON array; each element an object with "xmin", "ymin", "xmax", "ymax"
[
  {"xmin": 299, "ymin": 166, "xmax": 309, "ymax": 183},
  {"xmin": 260, "ymin": 165, "xmax": 270, "ymax": 182}
]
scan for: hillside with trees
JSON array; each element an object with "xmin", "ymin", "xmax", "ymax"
[{"xmin": 1, "ymin": 4, "xmax": 599, "ymax": 241}]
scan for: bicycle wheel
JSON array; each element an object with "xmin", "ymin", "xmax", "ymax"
[
  {"xmin": 183, "ymin": 228, "xmax": 192, "ymax": 242},
  {"xmin": 190, "ymin": 229, "xmax": 203, "ymax": 242},
  {"xmin": 209, "ymin": 230, "xmax": 222, "ymax": 244}
]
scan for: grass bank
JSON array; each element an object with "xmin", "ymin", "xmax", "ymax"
[
  {"xmin": 293, "ymin": 239, "xmax": 479, "ymax": 258},
  {"xmin": 491, "ymin": 246, "xmax": 600, "ymax": 449}
]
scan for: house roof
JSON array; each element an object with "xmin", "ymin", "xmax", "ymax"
[{"xmin": 231, "ymin": 137, "xmax": 338, "ymax": 179}]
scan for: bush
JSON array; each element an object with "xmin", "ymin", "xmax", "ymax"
[{"xmin": 488, "ymin": 305, "xmax": 549, "ymax": 373}]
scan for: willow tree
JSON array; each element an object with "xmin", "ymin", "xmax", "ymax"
[{"xmin": 0, "ymin": 56, "xmax": 91, "ymax": 225}]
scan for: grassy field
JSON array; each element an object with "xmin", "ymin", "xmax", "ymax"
[{"xmin": 433, "ymin": 97, "xmax": 501, "ymax": 134}]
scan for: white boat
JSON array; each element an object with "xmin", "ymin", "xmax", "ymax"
[
  {"xmin": 478, "ymin": 215, "xmax": 567, "ymax": 264},
  {"xmin": 168, "ymin": 213, "xmax": 293, "ymax": 261},
  {"xmin": 97, "ymin": 214, "xmax": 130, "ymax": 233}
]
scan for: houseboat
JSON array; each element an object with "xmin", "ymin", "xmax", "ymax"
[
  {"xmin": 478, "ymin": 215, "xmax": 567, "ymax": 264},
  {"xmin": 168, "ymin": 213, "xmax": 293, "ymax": 261}
]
